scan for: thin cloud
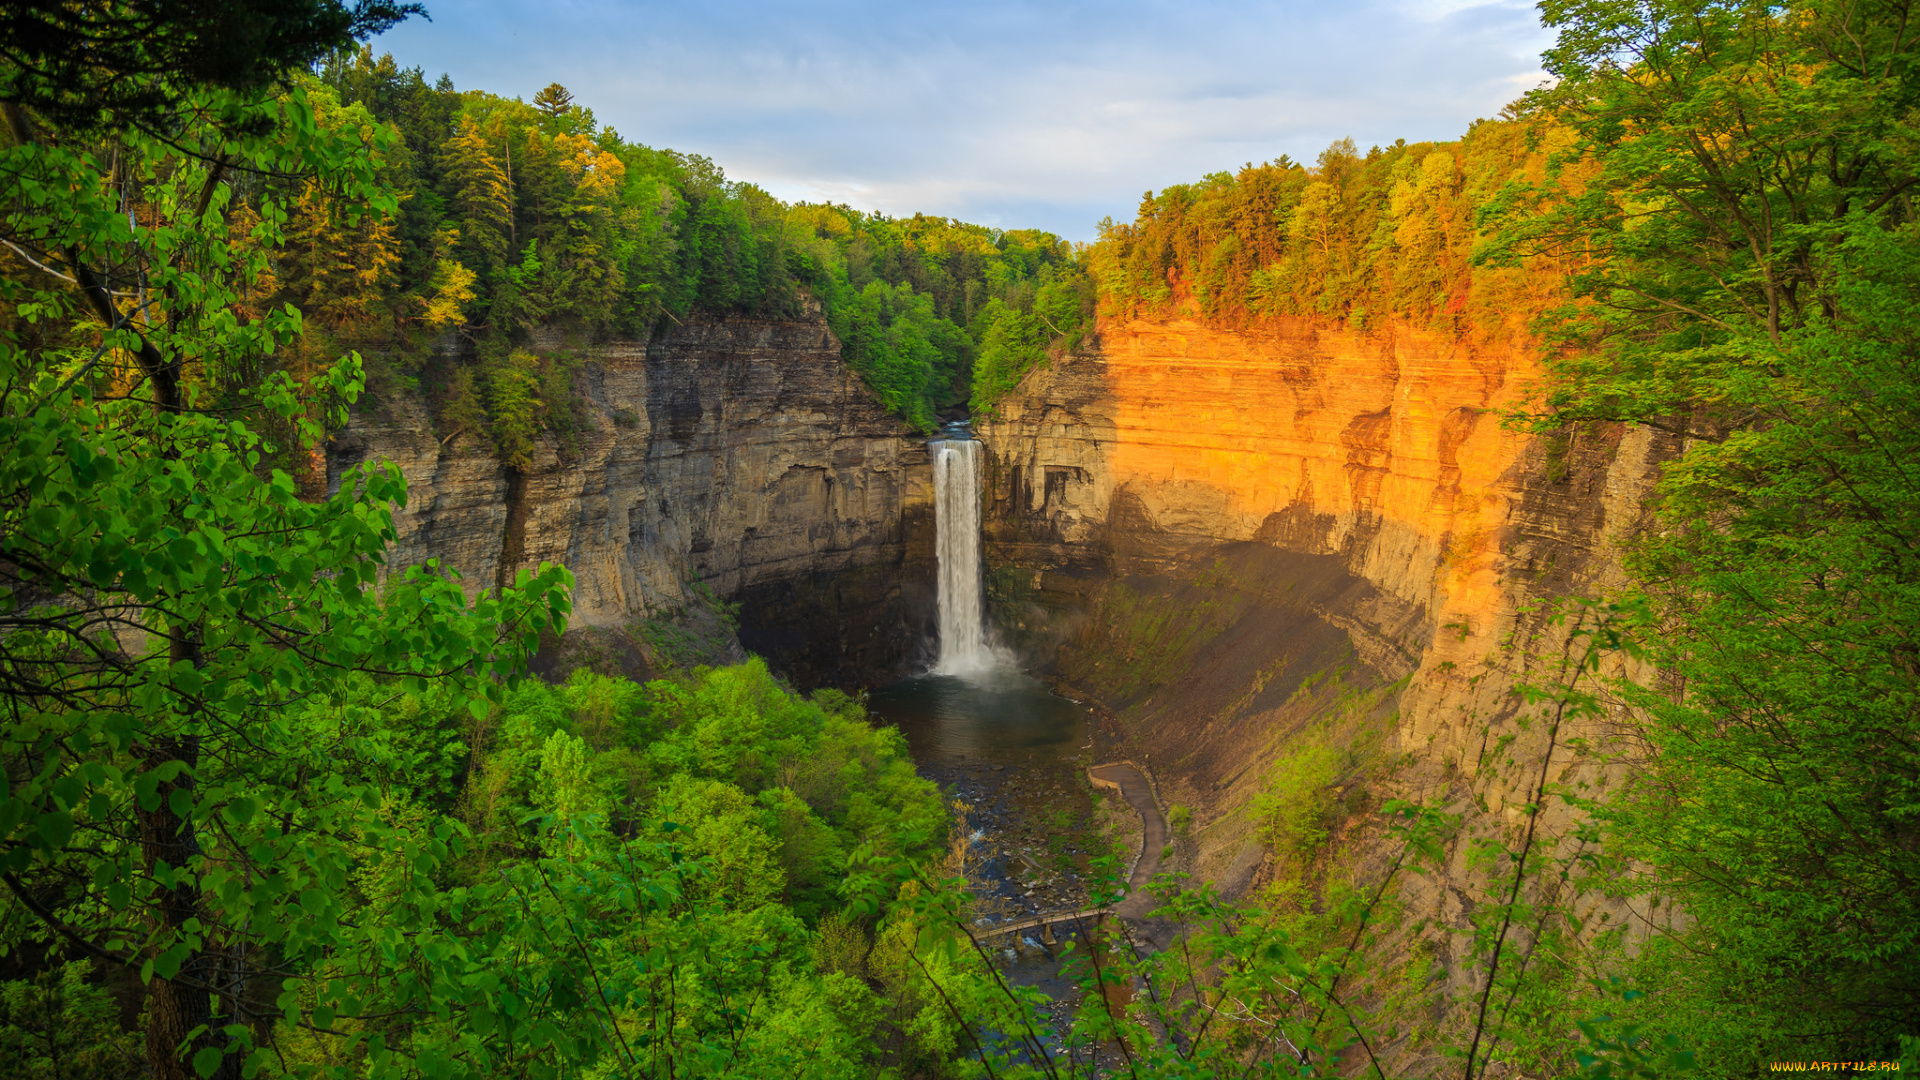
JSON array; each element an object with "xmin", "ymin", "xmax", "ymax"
[{"xmin": 377, "ymin": 0, "xmax": 1554, "ymax": 238}]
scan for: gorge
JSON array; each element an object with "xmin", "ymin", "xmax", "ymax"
[
  {"xmin": 12, "ymin": 9, "xmax": 1915, "ymax": 1074},
  {"xmin": 331, "ymin": 313, "xmax": 941, "ymax": 688},
  {"xmin": 333, "ymin": 301, "xmax": 1671, "ymax": 1069}
]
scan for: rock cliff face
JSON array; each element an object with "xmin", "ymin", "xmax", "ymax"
[
  {"xmin": 978, "ymin": 314, "xmax": 1674, "ymax": 915},
  {"xmin": 329, "ymin": 313, "xmax": 936, "ymax": 687}
]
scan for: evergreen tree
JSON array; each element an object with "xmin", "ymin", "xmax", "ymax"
[
  {"xmin": 442, "ymin": 113, "xmax": 514, "ymax": 300},
  {"xmin": 531, "ymin": 81, "xmax": 574, "ymax": 117}
]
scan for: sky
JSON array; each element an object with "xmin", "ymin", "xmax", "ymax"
[{"xmin": 373, "ymin": 0, "xmax": 1555, "ymax": 241}]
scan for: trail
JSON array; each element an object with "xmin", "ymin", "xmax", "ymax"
[
  {"xmin": 1086, "ymin": 762, "xmax": 1168, "ymax": 922},
  {"xmin": 963, "ymin": 763, "xmax": 1171, "ymax": 947}
]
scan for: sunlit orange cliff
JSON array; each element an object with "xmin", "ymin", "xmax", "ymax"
[{"xmin": 978, "ymin": 313, "xmax": 1673, "ymax": 936}]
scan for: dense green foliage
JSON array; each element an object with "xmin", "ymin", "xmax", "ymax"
[
  {"xmin": 248, "ymin": 659, "xmax": 952, "ymax": 1077},
  {"xmin": 301, "ymin": 51, "xmax": 1093, "ymax": 432},
  {"xmin": 1085, "ymin": 0, "xmax": 1920, "ymax": 1075},
  {"xmin": 1508, "ymin": 0, "xmax": 1920, "ymax": 1068},
  {"xmin": 0, "ymin": 27, "xmax": 972, "ymax": 1076},
  {"xmin": 0, "ymin": 44, "xmax": 592, "ymax": 1076},
  {"xmin": 0, "ymin": 959, "xmax": 143, "ymax": 1078},
  {"xmin": 0, "ymin": 0, "xmax": 418, "ymax": 132}
]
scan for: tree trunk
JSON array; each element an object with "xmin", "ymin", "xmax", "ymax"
[
  {"xmin": 142, "ymin": 632, "xmax": 236, "ymax": 1080},
  {"xmin": 139, "ymin": 730, "xmax": 209, "ymax": 1080}
]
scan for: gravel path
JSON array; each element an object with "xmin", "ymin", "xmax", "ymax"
[{"xmin": 1087, "ymin": 762, "xmax": 1168, "ymax": 921}]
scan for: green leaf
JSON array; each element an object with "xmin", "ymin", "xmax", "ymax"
[{"xmin": 35, "ymin": 811, "xmax": 72, "ymax": 850}]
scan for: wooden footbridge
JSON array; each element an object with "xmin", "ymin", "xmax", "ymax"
[
  {"xmin": 969, "ymin": 762, "xmax": 1169, "ymax": 948},
  {"xmin": 971, "ymin": 906, "xmax": 1112, "ymax": 945}
]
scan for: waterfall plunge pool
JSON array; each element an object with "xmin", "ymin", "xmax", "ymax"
[
  {"xmin": 865, "ymin": 667, "xmax": 1116, "ymax": 1008},
  {"xmin": 862, "ymin": 426, "xmax": 1125, "ymax": 932},
  {"xmin": 856, "ymin": 424, "xmax": 1141, "ymax": 1044},
  {"xmin": 870, "ymin": 667, "xmax": 1087, "ymax": 769}
]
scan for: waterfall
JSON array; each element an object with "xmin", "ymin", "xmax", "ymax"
[{"xmin": 931, "ymin": 436, "xmax": 997, "ymax": 677}]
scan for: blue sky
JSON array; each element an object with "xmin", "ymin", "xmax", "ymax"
[{"xmin": 374, "ymin": 0, "xmax": 1553, "ymax": 241}]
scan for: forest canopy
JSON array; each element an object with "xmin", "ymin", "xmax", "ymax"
[
  {"xmin": 301, "ymin": 50, "xmax": 1093, "ymax": 435},
  {"xmin": 3, "ymin": 0, "xmax": 1919, "ymax": 1078}
]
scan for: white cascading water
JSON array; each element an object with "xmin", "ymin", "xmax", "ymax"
[{"xmin": 931, "ymin": 437, "xmax": 997, "ymax": 677}]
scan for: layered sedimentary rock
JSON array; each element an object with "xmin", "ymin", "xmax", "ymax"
[
  {"xmin": 328, "ymin": 313, "xmax": 936, "ymax": 686},
  {"xmin": 978, "ymin": 315, "xmax": 1673, "ymax": 896}
]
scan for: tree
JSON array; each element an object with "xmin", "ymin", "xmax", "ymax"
[
  {"xmin": 1525, "ymin": 0, "xmax": 1920, "ymax": 416},
  {"xmin": 279, "ymin": 91, "xmax": 402, "ymax": 338},
  {"xmin": 827, "ymin": 279, "xmax": 960, "ymax": 432},
  {"xmin": 531, "ymin": 83, "xmax": 574, "ymax": 118},
  {"xmin": 0, "ymin": 960, "xmax": 143, "ymax": 1079},
  {"xmin": 0, "ymin": 0, "xmax": 422, "ymax": 132},
  {"xmin": 0, "ymin": 78, "xmax": 570, "ymax": 1080},
  {"xmin": 442, "ymin": 113, "xmax": 514, "ymax": 301},
  {"xmin": 1498, "ymin": 0, "xmax": 1920, "ymax": 1067}
]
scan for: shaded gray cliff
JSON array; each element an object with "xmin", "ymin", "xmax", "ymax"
[{"xmin": 329, "ymin": 312, "xmax": 937, "ymax": 687}]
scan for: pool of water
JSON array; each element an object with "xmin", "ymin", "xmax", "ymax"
[
  {"xmin": 867, "ymin": 665, "xmax": 1132, "ymax": 1048},
  {"xmin": 868, "ymin": 666, "xmax": 1089, "ymax": 769},
  {"xmin": 866, "ymin": 664, "xmax": 1105, "ymax": 926}
]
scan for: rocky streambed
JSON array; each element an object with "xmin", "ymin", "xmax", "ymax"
[{"xmin": 865, "ymin": 668, "xmax": 1140, "ymax": 929}]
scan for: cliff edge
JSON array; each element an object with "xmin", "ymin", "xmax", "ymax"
[
  {"xmin": 328, "ymin": 312, "xmax": 937, "ymax": 687},
  {"xmin": 978, "ymin": 315, "xmax": 1675, "ymax": 1047}
]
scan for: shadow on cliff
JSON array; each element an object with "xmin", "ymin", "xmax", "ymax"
[
  {"xmin": 329, "ymin": 311, "xmax": 944, "ymax": 694},
  {"xmin": 985, "ymin": 505, "xmax": 1430, "ymax": 897}
]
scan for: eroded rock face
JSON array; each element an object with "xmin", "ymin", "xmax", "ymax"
[
  {"xmin": 329, "ymin": 313, "xmax": 936, "ymax": 687},
  {"xmin": 977, "ymin": 315, "xmax": 1675, "ymax": 897}
]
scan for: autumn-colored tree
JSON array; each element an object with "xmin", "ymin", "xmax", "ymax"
[
  {"xmin": 419, "ymin": 229, "xmax": 478, "ymax": 329},
  {"xmin": 276, "ymin": 89, "xmax": 402, "ymax": 497},
  {"xmin": 279, "ymin": 90, "xmax": 402, "ymax": 336},
  {"xmin": 442, "ymin": 113, "xmax": 514, "ymax": 287},
  {"xmin": 1384, "ymin": 149, "xmax": 1471, "ymax": 325},
  {"xmin": 531, "ymin": 81, "xmax": 573, "ymax": 117},
  {"xmin": 282, "ymin": 175, "xmax": 399, "ymax": 335},
  {"xmin": 540, "ymin": 131, "xmax": 630, "ymax": 325}
]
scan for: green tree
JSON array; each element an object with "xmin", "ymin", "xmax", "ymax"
[
  {"xmin": 0, "ymin": 0, "xmax": 420, "ymax": 132},
  {"xmin": 442, "ymin": 113, "xmax": 514, "ymax": 305},
  {"xmin": 279, "ymin": 90, "xmax": 402, "ymax": 337},
  {"xmin": 0, "ymin": 960, "xmax": 143, "ymax": 1079},
  {"xmin": 483, "ymin": 347, "xmax": 546, "ymax": 469},
  {"xmin": 1497, "ymin": 0, "xmax": 1920, "ymax": 1067},
  {"xmin": 0, "ymin": 79, "xmax": 570, "ymax": 1080},
  {"xmin": 968, "ymin": 299, "xmax": 1047, "ymax": 415},
  {"xmin": 531, "ymin": 82, "xmax": 574, "ymax": 118},
  {"xmin": 828, "ymin": 279, "xmax": 966, "ymax": 431}
]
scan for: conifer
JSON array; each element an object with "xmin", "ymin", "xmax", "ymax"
[{"xmin": 444, "ymin": 113, "xmax": 514, "ymax": 278}]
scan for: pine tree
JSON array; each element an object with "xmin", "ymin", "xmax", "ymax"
[
  {"xmin": 532, "ymin": 81, "xmax": 573, "ymax": 117},
  {"xmin": 282, "ymin": 176, "xmax": 400, "ymax": 335},
  {"xmin": 443, "ymin": 113, "xmax": 513, "ymax": 281}
]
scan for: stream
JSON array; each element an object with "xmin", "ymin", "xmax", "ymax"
[
  {"xmin": 868, "ymin": 667, "xmax": 1098, "ymax": 917},
  {"xmin": 860, "ymin": 426, "xmax": 1134, "ymax": 1009},
  {"xmin": 866, "ymin": 665, "xmax": 1120, "ymax": 1019}
]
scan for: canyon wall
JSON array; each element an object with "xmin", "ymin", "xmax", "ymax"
[
  {"xmin": 978, "ymin": 315, "xmax": 1674, "ymax": 1012},
  {"xmin": 329, "ymin": 313, "xmax": 937, "ymax": 687}
]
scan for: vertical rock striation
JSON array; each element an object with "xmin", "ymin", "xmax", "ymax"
[
  {"xmin": 977, "ymin": 315, "xmax": 1675, "ymax": 901},
  {"xmin": 328, "ymin": 312, "xmax": 936, "ymax": 687}
]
